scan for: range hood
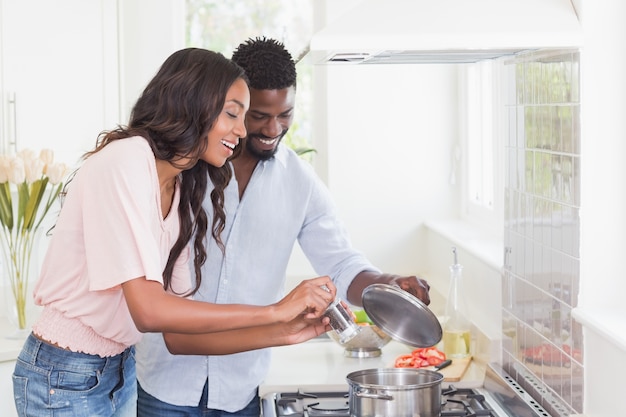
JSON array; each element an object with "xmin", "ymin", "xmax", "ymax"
[{"xmin": 308, "ymin": 0, "xmax": 582, "ymax": 64}]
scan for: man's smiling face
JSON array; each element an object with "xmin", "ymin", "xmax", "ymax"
[{"xmin": 243, "ymin": 86, "xmax": 296, "ymax": 161}]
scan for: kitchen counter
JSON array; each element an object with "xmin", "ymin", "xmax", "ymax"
[
  {"xmin": 260, "ymin": 335, "xmax": 486, "ymax": 396},
  {"xmin": 1, "ymin": 322, "xmax": 487, "ymax": 417}
]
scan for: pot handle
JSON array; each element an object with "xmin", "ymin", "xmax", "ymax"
[{"xmin": 355, "ymin": 391, "xmax": 394, "ymax": 401}]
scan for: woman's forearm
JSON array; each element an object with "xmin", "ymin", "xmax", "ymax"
[
  {"xmin": 123, "ymin": 278, "xmax": 278, "ymax": 333},
  {"xmin": 162, "ymin": 324, "xmax": 287, "ymax": 355},
  {"xmin": 123, "ymin": 276, "xmax": 335, "ymax": 334}
]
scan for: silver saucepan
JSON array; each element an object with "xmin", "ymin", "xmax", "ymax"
[{"xmin": 346, "ymin": 368, "xmax": 443, "ymax": 417}]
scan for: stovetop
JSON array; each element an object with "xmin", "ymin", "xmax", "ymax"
[
  {"xmin": 262, "ymin": 386, "xmax": 500, "ymax": 417},
  {"xmin": 261, "ymin": 364, "xmax": 555, "ymax": 417}
]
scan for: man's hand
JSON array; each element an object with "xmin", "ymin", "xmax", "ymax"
[
  {"xmin": 388, "ymin": 275, "xmax": 431, "ymax": 305},
  {"xmin": 347, "ymin": 271, "xmax": 431, "ymax": 306}
]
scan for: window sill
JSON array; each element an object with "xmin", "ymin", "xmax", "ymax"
[
  {"xmin": 424, "ymin": 218, "xmax": 503, "ymax": 271},
  {"xmin": 571, "ymin": 307, "xmax": 626, "ymax": 352}
]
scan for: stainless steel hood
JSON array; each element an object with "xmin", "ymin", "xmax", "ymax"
[{"xmin": 308, "ymin": 0, "xmax": 582, "ymax": 64}]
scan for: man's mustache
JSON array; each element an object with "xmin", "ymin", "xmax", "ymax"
[{"xmin": 247, "ymin": 130, "xmax": 288, "ymax": 141}]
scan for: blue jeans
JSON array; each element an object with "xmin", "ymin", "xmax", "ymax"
[
  {"xmin": 12, "ymin": 333, "xmax": 136, "ymax": 417},
  {"xmin": 137, "ymin": 380, "xmax": 260, "ymax": 417}
]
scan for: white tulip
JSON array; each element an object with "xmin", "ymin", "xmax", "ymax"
[
  {"xmin": 17, "ymin": 149, "xmax": 38, "ymax": 162},
  {"xmin": 39, "ymin": 149, "xmax": 55, "ymax": 168},
  {"xmin": 46, "ymin": 162, "xmax": 68, "ymax": 185},
  {"xmin": 0, "ymin": 156, "xmax": 11, "ymax": 183},
  {"xmin": 24, "ymin": 156, "xmax": 45, "ymax": 184},
  {"xmin": 9, "ymin": 158, "xmax": 25, "ymax": 184}
]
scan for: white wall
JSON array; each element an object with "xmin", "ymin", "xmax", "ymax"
[
  {"xmin": 424, "ymin": 221, "xmax": 503, "ymax": 342},
  {"xmin": 328, "ymin": 63, "xmax": 460, "ymax": 269},
  {"xmin": 573, "ymin": 0, "xmax": 626, "ymax": 415},
  {"xmin": 286, "ymin": 62, "xmax": 460, "ymax": 283},
  {"xmin": 287, "ymin": 0, "xmax": 461, "ymax": 284}
]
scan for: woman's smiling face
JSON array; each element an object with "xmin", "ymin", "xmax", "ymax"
[{"xmin": 201, "ymin": 77, "xmax": 250, "ymax": 167}]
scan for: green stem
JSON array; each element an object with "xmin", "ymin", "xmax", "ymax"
[
  {"xmin": 1, "ymin": 225, "xmax": 38, "ymax": 330},
  {"xmin": 0, "ymin": 178, "xmax": 61, "ymax": 331}
]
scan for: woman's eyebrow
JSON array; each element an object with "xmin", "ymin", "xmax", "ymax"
[{"xmin": 228, "ymin": 99, "xmax": 247, "ymax": 109}]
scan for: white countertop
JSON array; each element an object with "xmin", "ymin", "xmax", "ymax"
[
  {"xmin": 260, "ymin": 335, "xmax": 486, "ymax": 396},
  {"xmin": 2, "ymin": 321, "xmax": 489, "ymax": 388},
  {"xmin": 0, "ymin": 317, "xmax": 27, "ymax": 363}
]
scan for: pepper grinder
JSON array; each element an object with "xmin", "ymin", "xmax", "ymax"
[{"xmin": 321, "ymin": 285, "xmax": 361, "ymax": 343}]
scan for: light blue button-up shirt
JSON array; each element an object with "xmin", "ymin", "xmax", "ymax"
[{"xmin": 135, "ymin": 145, "xmax": 379, "ymax": 412}]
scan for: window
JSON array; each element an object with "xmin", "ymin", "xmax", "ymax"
[
  {"xmin": 460, "ymin": 59, "xmax": 505, "ymax": 235},
  {"xmin": 185, "ymin": 0, "xmax": 315, "ymax": 158}
]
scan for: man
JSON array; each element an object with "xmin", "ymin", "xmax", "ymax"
[{"xmin": 135, "ymin": 37, "xmax": 431, "ymax": 416}]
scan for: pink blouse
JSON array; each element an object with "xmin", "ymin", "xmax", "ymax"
[{"xmin": 33, "ymin": 137, "xmax": 191, "ymax": 357}]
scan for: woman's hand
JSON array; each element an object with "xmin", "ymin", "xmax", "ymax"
[
  {"xmin": 281, "ymin": 315, "xmax": 332, "ymax": 345},
  {"xmin": 271, "ymin": 276, "xmax": 336, "ymax": 323}
]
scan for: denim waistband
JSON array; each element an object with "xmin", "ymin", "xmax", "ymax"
[{"xmin": 20, "ymin": 332, "xmax": 134, "ymax": 373}]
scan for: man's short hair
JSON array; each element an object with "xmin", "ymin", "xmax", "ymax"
[{"xmin": 231, "ymin": 37, "xmax": 297, "ymax": 90}]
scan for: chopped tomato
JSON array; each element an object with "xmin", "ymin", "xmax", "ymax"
[
  {"xmin": 427, "ymin": 356, "xmax": 442, "ymax": 365},
  {"xmin": 418, "ymin": 347, "xmax": 446, "ymax": 361},
  {"xmin": 394, "ymin": 346, "xmax": 447, "ymax": 368},
  {"xmin": 394, "ymin": 354, "xmax": 416, "ymax": 368}
]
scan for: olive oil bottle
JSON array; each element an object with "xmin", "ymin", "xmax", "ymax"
[{"xmin": 443, "ymin": 247, "xmax": 471, "ymax": 358}]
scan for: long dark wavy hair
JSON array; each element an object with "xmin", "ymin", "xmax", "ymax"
[{"xmin": 84, "ymin": 48, "xmax": 247, "ymax": 295}]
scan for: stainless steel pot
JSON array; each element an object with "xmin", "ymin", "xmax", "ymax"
[{"xmin": 346, "ymin": 368, "xmax": 443, "ymax": 417}]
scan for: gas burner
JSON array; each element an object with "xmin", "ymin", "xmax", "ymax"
[
  {"xmin": 271, "ymin": 390, "xmax": 350, "ymax": 417},
  {"xmin": 307, "ymin": 399, "xmax": 349, "ymax": 415},
  {"xmin": 441, "ymin": 386, "xmax": 495, "ymax": 417}
]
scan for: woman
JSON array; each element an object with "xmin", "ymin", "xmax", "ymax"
[{"xmin": 11, "ymin": 48, "xmax": 335, "ymax": 417}]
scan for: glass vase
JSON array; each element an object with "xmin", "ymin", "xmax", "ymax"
[{"xmin": 1, "ymin": 227, "xmax": 43, "ymax": 339}]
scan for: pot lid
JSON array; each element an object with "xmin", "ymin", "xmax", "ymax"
[{"xmin": 362, "ymin": 283, "xmax": 442, "ymax": 348}]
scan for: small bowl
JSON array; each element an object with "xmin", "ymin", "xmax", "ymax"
[{"xmin": 328, "ymin": 324, "xmax": 393, "ymax": 358}]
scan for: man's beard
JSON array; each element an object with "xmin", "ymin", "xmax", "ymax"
[{"xmin": 245, "ymin": 130, "xmax": 288, "ymax": 161}]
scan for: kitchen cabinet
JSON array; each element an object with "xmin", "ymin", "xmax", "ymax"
[{"xmin": 0, "ymin": 0, "xmax": 119, "ymax": 167}]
